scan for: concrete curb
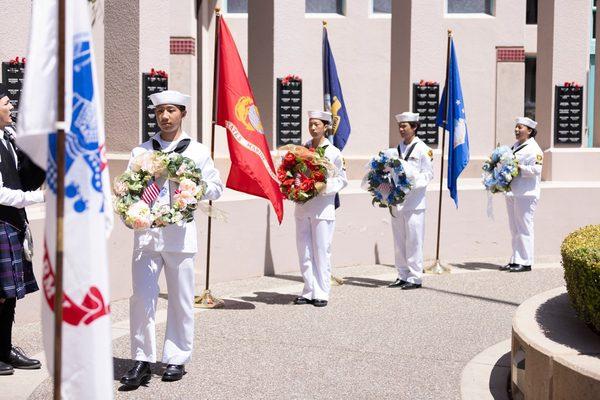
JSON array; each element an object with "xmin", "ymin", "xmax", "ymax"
[{"xmin": 460, "ymin": 339, "xmax": 511, "ymax": 400}]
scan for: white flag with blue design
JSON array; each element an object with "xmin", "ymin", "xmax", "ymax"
[{"xmin": 17, "ymin": 1, "xmax": 113, "ymax": 399}]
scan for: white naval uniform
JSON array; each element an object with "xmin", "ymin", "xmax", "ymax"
[
  {"xmin": 383, "ymin": 136, "xmax": 434, "ymax": 284},
  {"xmin": 294, "ymin": 138, "xmax": 347, "ymax": 301},
  {"xmin": 128, "ymin": 132, "xmax": 223, "ymax": 364},
  {"xmin": 505, "ymin": 137, "xmax": 543, "ymax": 266}
]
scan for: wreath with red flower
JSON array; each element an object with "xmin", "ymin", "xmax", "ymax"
[{"xmin": 277, "ymin": 145, "xmax": 333, "ymax": 203}]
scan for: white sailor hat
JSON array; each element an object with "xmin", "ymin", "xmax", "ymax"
[
  {"xmin": 149, "ymin": 90, "xmax": 191, "ymax": 108},
  {"xmin": 395, "ymin": 112, "xmax": 420, "ymax": 123},
  {"xmin": 307, "ymin": 110, "xmax": 332, "ymax": 123},
  {"xmin": 515, "ymin": 117, "xmax": 537, "ymax": 129}
]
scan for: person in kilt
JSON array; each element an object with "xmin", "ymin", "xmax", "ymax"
[{"xmin": 0, "ymin": 83, "xmax": 46, "ymax": 375}]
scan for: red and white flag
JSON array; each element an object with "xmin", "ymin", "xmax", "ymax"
[
  {"xmin": 141, "ymin": 181, "xmax": 161, "ymax": 204},
  {"xmin": 215, "ymin": 16, "xmax": 284, "ymax": 223},
  {"xmin": 17, "ymin": 1, "xmax": 113, "ymax": 398}
]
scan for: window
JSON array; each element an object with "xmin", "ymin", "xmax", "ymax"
[
  {"xmin": 223, "ymin": 0, "xmax": 248, "ymax": 14},
  {"xmin": 526, "ymin": 0, "xmax": 537, "ymax": 25},
  {"xmin": 524, "ymin": 56, "xmax": 536, "ymax": 120},
  {"xmin": 373, "ymin": 0, "xmax": 391, "ymax": 14},
  {"xmin": 306, "ymin": 0, "xmax": 344, "ymax": 14},
  {"xmin": 447, "ymin": 0, "xmax": 493, "ymax": 15}
]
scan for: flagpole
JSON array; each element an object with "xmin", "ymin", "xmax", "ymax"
[
  {"xmin": 425, "ymin": 29, "xmax": 453, "ymax": 275},
  {"xmin": 53, "ymin": 0, "xmax": 66, "ymax": 398},
  {"xmin": 195, "ymin": 7, "xmax": 224, "ymax": 309},
  {"xmin": 321, "ymin": 19, "xmax": 345, "ymax": 286}
]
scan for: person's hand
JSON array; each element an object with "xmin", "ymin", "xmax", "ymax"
[{"xmin": 315, "ymin": 182, "xmax": 326, "ymax": 193}]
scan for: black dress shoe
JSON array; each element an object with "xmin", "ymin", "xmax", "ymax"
[
  {"xmin": 312, "ymin": 299, "xmax": 328, "ymax": 307},
  {"xmin": 509, "ymin": 264, "xmax": 532, "ymax": 272},
  {"xmin": 293, "ymin": 297, "xmax": 313, "ymax": 305},
  {"xmin": 120, "ymin": 361, "xmax": 152, "ymax": 387},
  {"xmin": 162, "ymin": 364, "xmax": 185, "ymax": 382},
  {"xmin": 400, "ymin": 282, "xmax": 422, "ymax": 290},
  {"xmin": 0, "ymin": 361, "xmax": 13, "ymax": 375},
  {"xmin": 499, "ymin": 263, "xmax": 516, "ymax": 271},
  {"xmin": 7, "ymin": 346, "xmax": 41, "ymax": 369},
  {"xmin": 388, "ymin": 278, "xmax": 408, "ymax": 288}
]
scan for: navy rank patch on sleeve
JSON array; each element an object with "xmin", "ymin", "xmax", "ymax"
[{"xmin": 536, "ymin": 154, "xmax": 543, "ymax": 165}]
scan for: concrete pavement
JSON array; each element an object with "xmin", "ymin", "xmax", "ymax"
[{"xmin": 11, "ymin": 261, "xmax": 565, "ymax": 399}]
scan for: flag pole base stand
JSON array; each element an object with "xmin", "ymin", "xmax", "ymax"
[
  {"xmin": 194, "ymin": 289, "xmax": 224, "ymax": 309},
  {"xmin": 424, "ymin": 260, "xmax": 451, "ymax": 275},
  {"xmin": 331, "ymin": 275, "xmax": 345, "ymax": 286}
]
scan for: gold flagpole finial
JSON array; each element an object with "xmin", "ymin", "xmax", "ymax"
[
  {"xmin": 448, "ymin": 29, "xmax": 453, "ymax": 37},
  {"xmin": 215, "ymin": 7, "xmax": 221, "ymax": 15},
  {"xmin": 323, "ymin": 20, "xmax": 328, "ymax": 27}
]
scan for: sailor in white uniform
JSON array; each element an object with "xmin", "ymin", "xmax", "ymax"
[
  {"xmin": 121, "ymin": 91, "xmax": 223, "ymax": 387},
  {"xmin": 383, "ymin": 112, "xmax": 434, "ymax": 289},
  {"xmin": 293, "ymin": 111, "xmax": 347, "ymax": 307},
  {"xmin": 500, "ymin": 117, "xmax": 543, "ymax": 273}
]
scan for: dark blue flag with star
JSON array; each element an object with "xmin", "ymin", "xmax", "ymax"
[
  {"xmin": 323, "ymin": 26, "xmax": 351, "ymax": 151},
  {"xmin": 436, "ymin": 37, "xmax": 470, "ymax": 207}
]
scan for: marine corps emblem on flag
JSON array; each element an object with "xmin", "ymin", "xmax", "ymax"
[{"xmin": 235, "ymin": 96, "xmax": 264, "ymax": 133}]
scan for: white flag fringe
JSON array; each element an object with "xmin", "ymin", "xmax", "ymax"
[{"xmin": 17, "ymin": 1, "xmax": 114, "ymax": 399}]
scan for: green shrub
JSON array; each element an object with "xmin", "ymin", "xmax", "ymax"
[{"xmin": 561, "ymin": 225, "xmax": 600, "ymax": 333}]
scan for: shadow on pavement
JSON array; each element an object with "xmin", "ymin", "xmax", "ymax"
[
  {"xmin": 535, "ymin": 292, "xmax": 600, "ymax": 356},
  {"xmin": 451, "ymin": 262, "xmax": 501, "ymax": 271},
  {"xmin": 113, "ymin": 357, "xmax": 163, "ymax": 391},
  {"xmin": 342, "ymin": 276, "xmax": 391, "ymax": 288},
  {"xmin": 488, "ymin": 351, "xmax": 511, "ymax": 400},
  {"xmin": 271, "ymin": 274, "xmax": 304, "ymax": 283},
  {"xmin": 238, "ymin": 291, "xmax": 297, "ymax": 305},
  {"xmin": 221, "ymin": 299, "xmax": 256, "ymax": 310},
  {"xmin": 422, "ymin": 287, "xmax": 521, "ymax": 307}
]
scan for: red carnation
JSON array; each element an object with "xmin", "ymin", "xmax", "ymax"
[
  {"xmin": 313, "ymin": 171, "xmax": 325, "ymax": 182},
  {"xmin": 282, "ymin": 178, "xmax": 295, "ymax": 187},
  {"xmin": 283, "ymin": 152, "xmax": 296, "ymax": 167},
  {"xmin": 300, "ymin": 179, "xmax": 315, "ymax": 192}
]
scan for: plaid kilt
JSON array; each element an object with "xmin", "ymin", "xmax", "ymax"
[{"xmin": 0, "ymin": 222, "xmax": 39, "ymax": 299}]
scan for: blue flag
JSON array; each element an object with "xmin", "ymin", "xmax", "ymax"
[
  {"xmin": 436, "ymin": 38, "xmax": 470, "ymax": 207},
  {"xmin": 323, "ymin": 27, "xmax": 351, "ymax": 150}
]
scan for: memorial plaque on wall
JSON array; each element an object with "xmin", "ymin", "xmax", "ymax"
[
  {"xmin": 276, "ymin": 78, "xmax": 302, "ymax": 147},
  {"xmin": 2, "ymin": 61, "xmax": 25, "ymax": 123},
  {"xmin": 412, "ymin": 83, "xmax": 439, "ymax": 145},
  {"xmin": 554, "ymin": 85, "xmax": 583, "ymax": 144},
  {"xmin": 141, "ymin": 71, "xmax": 168, "ymax": 142}
]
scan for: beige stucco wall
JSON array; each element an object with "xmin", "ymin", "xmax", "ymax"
[
  {"xmin": 406, "ymin": 1, "xmax": 527, "ymax": 156},
  {"xmin": 536, "ymin": 0, "xmax": 590, "ymax": 150}
]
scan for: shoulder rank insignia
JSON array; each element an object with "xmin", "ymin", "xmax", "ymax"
[{"xmin": 536, "ymin": 154, "xmax": 543, "ymax": 165}]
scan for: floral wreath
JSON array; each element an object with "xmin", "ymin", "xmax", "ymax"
[
  {"xmin": 113, "ymin": 151, "xmax": 207, "ymax": 229},
  {"xmin": 482, "ymin": 146, "xmax": 519, "ymax": 193},
  {"xmin": 363, "ymin": 152, "xmax": 412, "ymax": 215},
  {"xmin": 277, "ymin": 145, "xmax": 333, "ymax": 203}
]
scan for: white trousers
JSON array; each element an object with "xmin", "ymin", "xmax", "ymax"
[
  {"xmin": 506, "ymin": 196, "xmax": 538, "ymax": 266},
  {"xmin": 295, "ymin": 217, "xmax": 335, "ymax": 301},
  {"xmin": 391, "ymin": 210, "xmax": 425, "ymax": 284},
  {"xmin": 130, "ymin": 250, "xmax": 195, "ymax": 365}
]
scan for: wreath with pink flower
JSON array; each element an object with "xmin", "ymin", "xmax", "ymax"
[{"xmin": 113, "ymin": 151, "xmax": 207, "ymax": 229}]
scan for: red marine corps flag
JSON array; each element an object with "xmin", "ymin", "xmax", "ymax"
[{"xmin": 215, "ymin": 15, "xmax": 284, "ymax": 222}]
